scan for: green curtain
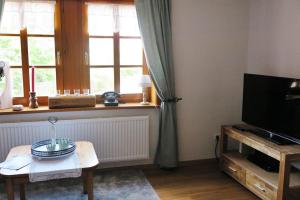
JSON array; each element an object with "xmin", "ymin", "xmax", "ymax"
[
  {"xmin": 0, "ymin": 0, "xmax": 4, "ymax": 24},
  {"xmin": 135, "ymin": 0, "xmax": 180, "ymax": 168}
]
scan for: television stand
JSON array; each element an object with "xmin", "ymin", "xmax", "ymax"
[
  {"xmin": 220, "ymin": 125, "xmax": 300, "ymax": 200},
  {"xmin": 232, "ymin": 125, "xmax": 295, "ymax": 145}
]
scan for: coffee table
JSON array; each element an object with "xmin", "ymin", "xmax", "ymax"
[{"xmin": 0, "ymin": 141, "xmax": 99, "ymax": 200}]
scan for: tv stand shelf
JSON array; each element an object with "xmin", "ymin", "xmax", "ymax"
[{"xmin": 220, "ymin": 125, "xmax": 300, "ymax": 200}]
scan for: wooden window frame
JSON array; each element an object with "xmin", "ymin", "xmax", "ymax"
[
  {"xmin": 0, "ymin": 0, "xmax": 158, "ymax": 107},
  {"xmin": 0, "ymin": 2, "xmax": 61, "ymax": 106}
]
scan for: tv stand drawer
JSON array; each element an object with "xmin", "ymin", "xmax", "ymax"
[
  {"xmin": 246, "ymin": 171, "xmax": 277, "ymax": 200},
  {"xmin": 221, "ymin": 157, "xmax": 245, "ymax": 184}
]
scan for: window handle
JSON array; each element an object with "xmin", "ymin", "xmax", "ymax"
[
  {"xmin": 85, "ymin": 51, "xmax": 89, "ymax": 66},
  {"xmin": 57, "ymin": 51, "xmax": 61, "ymax": 66}
]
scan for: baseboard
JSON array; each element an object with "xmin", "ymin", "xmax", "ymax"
[
  {"xmin": 178, "ymin": 158, "xmax": 218, "ymax": 167},
  {"xmin": 95, "ymin": 158, "xmax": 218, "ymax": 173},
  {"xmin": 97, "ymin": 159, "xmax": 153, "ymax": 169}
]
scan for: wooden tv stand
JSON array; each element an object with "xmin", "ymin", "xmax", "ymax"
[{"xmin": 220, "ymin": 125, "xmax": 300, "ymax": 200}]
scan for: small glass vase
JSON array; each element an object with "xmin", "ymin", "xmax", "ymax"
[
  {"xmin": 48, "ymin": 116, "xmax": 58, "ymax": 149},
  {"xmin": 51, "ymin": 124, "xmax": 57, "ymax": 147}
]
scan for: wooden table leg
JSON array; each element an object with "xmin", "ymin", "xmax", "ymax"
[
  {"xmin": 20, "ymin": 183, "xmax": 26, "ymax": 200},
  {"xmin": 6, "ymin": 178, "xmax": 14, "ymax": 200},
  {"xmin": 86, "ymin": 170, "xmax": 94, "ymax": 200},
  {"xmin": 82, "ymin": 171, "xmax": 88, "ymax": 194}
]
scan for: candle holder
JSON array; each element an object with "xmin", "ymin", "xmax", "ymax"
[{"xmin": 29, "ymin": 92, "xmax": 39, "ymax": 108}]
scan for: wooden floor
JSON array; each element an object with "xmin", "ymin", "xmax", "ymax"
[
  {"xmin": 143, "ymin": 160, "xmax": 258, "ymax": 200},
  {"xmin": 0, "ymin": 160, "xmax": 258, "ymax": 200}
]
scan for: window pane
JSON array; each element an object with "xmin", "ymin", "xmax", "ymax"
[
  {"xmin": 0, "ymin": 68, "xmax": 23, "ymax": 97},
  {"xmin": 11, "ymin": 68, "xmax": 24, "ymax": 97},
  {"xmin": 120, "ymin": 67, "xmax": 143, "ymax": 94},
  {"xmin": 0, "ymin": 1, "xmax": 55, "ymax": 34},
  {"xmin": 89, "ymin": 38, "xmax": 114, "ymax": 65},
  {"xmin": 0, "ymin": 76, "xmax": 5, "ymax": 95},
  {"xmin": 24, "ymin": 2, "xmax": 55, "ymax": 35},
  {"xmin": 119, "ymin": 5, "xmax": 140, "ymax": 36},
  {"xmin": 90, "ymin": 68, "xmax": 114, "ymax": 94},
  {"xmin": 0, "ymin": 36, "xmax": 22, "ymax": 66},
  {"xmin": 35, "ymin": 68, "xmax": 56, "ymax": 96},
  {"xmin": 120, "ymin": 39, "xmax": 143, "ymax": 65},
  {"xmin": 88, "ymin": 4, "xmax": 114, "ymax": 36},
  {"xmin": 0, "ymin": 2, "xmax": 22, "ymax": 34},
  {"xmin": 28, "ymin": 37, "xmax": 55, "ymax": 66}
]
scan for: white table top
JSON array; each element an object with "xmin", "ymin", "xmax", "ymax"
[{"xmin": 0, "ymin": 141, "xmax": 99, "ymax": 176}]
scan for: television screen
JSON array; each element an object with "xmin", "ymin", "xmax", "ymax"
[{"xmin": 242, "ymin": 73, "xmax": 300, "ymax": 143}]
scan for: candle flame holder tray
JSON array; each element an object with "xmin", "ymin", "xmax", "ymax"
[{"xmin": 31, "ymin": 139, "xmax": 76, "ymax": 159}]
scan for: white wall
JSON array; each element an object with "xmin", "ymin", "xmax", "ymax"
[
  {"xmin": 172, "ymin": 0, "xmax": 249, "ymax": 160},
  {"xmin": 247, "ymin": 0, "xmax": 300, "ymax": 78}
]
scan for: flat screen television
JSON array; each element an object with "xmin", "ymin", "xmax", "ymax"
[{"xmin": 242, "ymin": 73, "xmax": 300, "ymax": 144}]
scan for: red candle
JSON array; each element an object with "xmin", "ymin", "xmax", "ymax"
[{"xmin": 31, "ymin": 66, "xmax": 35, "ymax": 92}]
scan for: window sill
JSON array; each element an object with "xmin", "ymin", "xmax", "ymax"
[{"xmin": 0, "ymin": 103, "xmax": 159, "ymax": 116}]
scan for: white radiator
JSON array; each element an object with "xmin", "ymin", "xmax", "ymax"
[{"xmin": 0, "ymin": 116, "xmax": 149, "ymax": 162}]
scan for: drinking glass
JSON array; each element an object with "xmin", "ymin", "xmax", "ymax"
[
  {"xmin": 83, "ymin": 89, "xmax": 90, "ymax": 95},
  {"xmin": 56, "ymin": 90, "xmax": 61, "ymax": 96},
  {"xmin": 74, "ymin": 89, "xmax": 80, "ymax": 96},
  {"xmin": 64, "ymin": 89, "xmax": 70, "ymax": 96}
]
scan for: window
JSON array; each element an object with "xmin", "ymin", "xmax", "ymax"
[
  {"xmin": 87, "ymin": 3, "xmax": 145, "ymax": 95},
  {"xmin": 0, "ymin": 0, "xmax": 56, "ymax": 103},
  {"xmin": 0, "ymin": 0, "xmax": 154, "ymax": 106}
]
